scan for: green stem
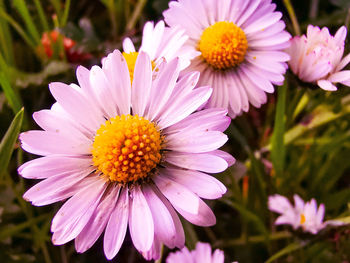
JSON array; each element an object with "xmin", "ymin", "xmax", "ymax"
[
  {"xmin": 283, "ymin": 0, "xmax": 301, "ymax": 35},
  {"xmin": 126, "ymin": 0, "xmax": 147, "ymax": 31},
  {"xmin": 5, "ymin": 174, "xmax": 52, "ymax": 263},
  {"xmin": 214, "ymin": 231, "xmax": 292, "ymax": 247},
  {"xmin": 61, "ymin": 0, "xmax": 71, "ymax": 27}
]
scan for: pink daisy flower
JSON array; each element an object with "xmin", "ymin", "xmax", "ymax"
[
  {"xmin": 18, "ymin": 51, "xmax": 234, "ymax": 260},
  {"xmin": 268, "ymin": 194, "xmax": 344, "ymax": 234},
  {"xmin": 166, "ymin": 242, "xmax": 228, "ymax": 263},
  {"xmin": 122, "ymin": 20, "xmax": 198, "ymax": 79},
  {"xmin": 163, "ymin": 0, "xmax": 290, "ymax": 117},
  {"xmin": 287, "ymin": 25, "xmax": 350, "ymax": 91}
]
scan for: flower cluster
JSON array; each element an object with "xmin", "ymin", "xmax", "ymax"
[
  {"xmin": 287, "ymin": 25, "xmax": 350, "ymax": 91},
  {"xmin": 17, "ymin": 0, "xmax": 350, "ymax": 261}
]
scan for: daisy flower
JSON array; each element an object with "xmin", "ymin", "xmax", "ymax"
[
  {"xmin": 166, "ymin": 242, "xmax": 228, "ymax": 263},
  {"xmin": 163, "ymin": 0, "xmax": 291, "ymax": 117},
  {"xmin": 18, "ymin": 50, "xmax": 234, "ymax": 260},
  {"xmin": 268, "ymin": 194, "xmax": 343, "ymax": 234},
  {"xmin": 287, "ymin": 25, "xmax": 350, "ymax": 91},
  {"xmin": 122, "ymin": 20, "xmax": 198, "ymax": 80}
]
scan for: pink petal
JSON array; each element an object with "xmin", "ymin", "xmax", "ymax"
[
  {"xmin": 51, "ymin": 179, "xmax": 107, "ymax": 245},
  {"xmin": 154, "ymin": 174, "xmax": 199, "ymax": 215},
  {"xmin": 147, "ymin": 58, "xmax": 180, "ymax": 121},
  {"xmin": 165, "ymin": 152, "xmax": 228, "ymax": 173},
  {"xmin": 122, "ymin": 37, "xmax": 136, "ymax": 53},
  {"xmin": 18, "ymin": 156, "xmax": 91, "ymax": 179},
  {"xmin": 317, "ymin": 79, "xmax": 338, "ymax": 91},
  {"xmin": 19, "ymin": 130, "xmax": 91, "ymax": 156},
  {"xmin": 33, "ymin": 109, "xmax": 91, "ymax": 141},
  {"xmin": 104, "ymin": 187, "xmax": 129, "ymax": 260},
  {"xmin": 166, "ymin": 130, "xmax": 228, "ymax": 153},
  {"xmin": 131, "ymin": 52, "xmax": 152, "ymax": 116},
  {"xmin": 142, "ymin": 185, "xmax": 177, "ymax": 248},
  {"xmin": 151, "ymin": 184, "xmax": 185, "ymax": 248},
  {"xmin": 157, "ymin": 86, "xmax": 213, "ymax": 129},
  {"xmin": 212, "ymin": 150, "xmax": 236, "ymax": 166},
  {"xmin": 160, "ymin": 167, "xmax": 226, "ymax": 200},
  {"xmin": 49, "ymin": 82, "xmax": 104, "ymax": 132},
  {"xmin": 141, "ymin": 236, "xmax": 161, "ymax": 261},
  {"xmin": 23, "ymin": 169, "xmax": 95, "ymax": 206},
  {"xmin": 165, "ymin": 108, "xmax": 230, "ymax": 134},
  {"xmin": 102, "ymin": 50, "xmax": 131, "ymax": 115},
  {"xmin": 75, "ymin": 185, "xmax": 121, "ymax": 253},
  {"xmin": 174, "ymin": 197, "xmax": 216, "ymax": 227},
  {"xmin": 129, "ymin": 185, "xmax": 154, "ymax": 252},
  {"xmin": 89, "ymin": 65, "xmax": 118, "ymax": 118}
]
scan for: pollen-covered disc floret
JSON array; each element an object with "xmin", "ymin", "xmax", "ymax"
[
  {"xmin": 92, "ymin": 114, "xmax": 163, "ymax": 183},
  {"xmin": 199, "ymin": 21, "xmax": 248, "ymax": 70}
]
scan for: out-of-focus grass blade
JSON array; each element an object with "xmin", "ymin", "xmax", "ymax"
[
  {"xmin": 266, "ymin": 241, "xmax": 308, "ymax": 263},
  {"xmin": 61, "ymin": 0, "xmax": 71, "ymax": 27},
  {"xmin": 13, "ymin": 0, "xmax": 41, "ymax": 44},
  {"xmin": 0, "ymin": 108, "xmax": 24, "ymax": 178},
  {"xmin": 270, "ymin": 83, "xmax": 287, "ymax": 177},
  {"xmin": 0, "ymin": 0, "xmax": 14, "ymax": 65},
  {"xmin": 0, "ymin": 71, "xmax": 22, "ymax": 113},
  {"xmin": 284, "ymin": 100, "xmax": 350, "ymax": 146},
  {"xmin": 0, "ymin": 213, "xmax": 49, "ymax": 240},
  {"xmin": 50, "ymin": 0, "xmax": 62, "ymax": 24},
  {"xmin": 222, "ymin": 199, "xmax": 268, "ymax": 236},
  {"xmin": 126, "ymin": 0, "xmax": 147, "ymax": 31},
  {"xmin": 33, "ymin": 0, "xmax": 50, "ymax": 32},
  {"xmin": 0, "ymin": 8, "xmax": 36, "ymax": 51},
  {"xmin": 292, "ymin": 92, "xmax": 309, "ymax": 120}
]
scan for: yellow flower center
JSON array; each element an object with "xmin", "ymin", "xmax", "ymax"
[
  {"xmin": 300, "ymin": 214, "xmax": 306, "ymax": 225},
  {"xmin": 92, "ymin": 114, "xmax": 163, "ymax": 184},
  {"xmin": 122, "ymin": 52, "xmax": 156, "ymax": 82},
  {"xmin": 198, "ymin": 21, "xmax": 248, "ymax": 70}
]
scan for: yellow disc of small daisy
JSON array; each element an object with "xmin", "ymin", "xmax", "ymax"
[
  {"xmin": 92, "ymin": 114, "xmax": 163, "ymax": 184},
  {"xmin": 122, "ymin": 52, "xmax": 156, "ymax": 83},
  {"xmin": 198, "ymin": 21, "xmax": 248, "ymax": 70}
]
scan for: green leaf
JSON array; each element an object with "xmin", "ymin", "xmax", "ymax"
[
  {"xmin": 271, "ymin": 83, "xmax": 287, "ymax": 177},
  {"xmin": 0, "ymin": 8, "xmax": 36, "ymax": 51},
  {"xmin": 0, "ymin": 108, "xmax": 24, "ymax": 178},
  {"xmin": 0, "ymin": 71, "xmax": 22, "ymax": 113},
  {"xmin": 0, "ymin": 0, "xmax": 15, "ymax": 65},
  {"xmin": 61, "ymin": 0, "xmax": 71, "ymax": 27},
  {"xmin": 13, "ymin": 0, "xmax": 41, "ymax": 44},
  {"xmin": 33, "ymin": 0, "xmax": 50, "ymax": 32},
  {"xmin": 266, "ymin": 241, "xmax": 309, "ymax": 263}
]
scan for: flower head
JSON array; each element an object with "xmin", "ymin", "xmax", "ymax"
[
  {"xmin": 122, "ymin": 20, "xmax": 198, "ymax": 78},
  {"xmin": 163, "ymin": 0, "xmax": 290, "ymax": 117},
  {"xmin": 18, "ymin": 50, "xmax": 234, "ymax": 260},
  {"xmin": 166, "ymin": 242, "xmax": 226, "ymax": 263},
  {"xmin": 287, "ymin": 25, "xmax": 350, "ymax": 91},
  {"xmin": 268, "ymin": 194, "xmax": 342, "ymax": 234}
]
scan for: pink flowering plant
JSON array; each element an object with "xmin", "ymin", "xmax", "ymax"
[{"xmin": 0, "ymin": 1, "xmax": 349, "ymax": 263}]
